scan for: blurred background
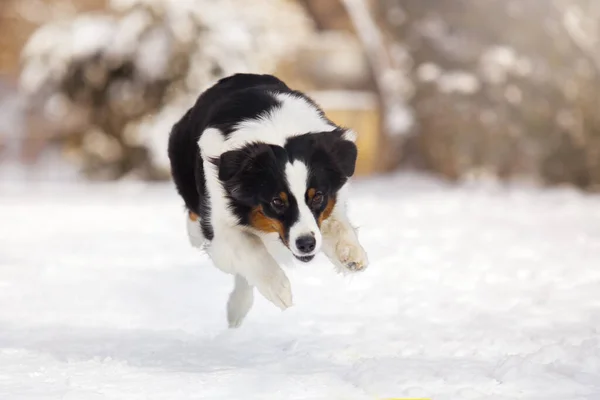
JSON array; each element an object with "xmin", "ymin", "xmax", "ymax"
[
  {"xmin": 2, "ymin": 4, "xmax": 600, "ymax": 397},
  {"xmin": 1, "ymin": 0, "xmax": 600, "ymax": 190}
]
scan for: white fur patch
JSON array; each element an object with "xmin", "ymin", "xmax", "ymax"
[
  {"xmin": 220, "ymin": 93, "xmax": 336, "ymax": 152},
  {"xmin": 198, "ymin": 127, "xmax": 225, "ymax": 159},
  {"xmin": 197, "ymin": 128, "xmax": 240, "ymax": 228},
  {"xmin": 206, "ymin": 227, "xmax": 293, "ymax": 310},
  {"xmin": 343, "ymin": 129, "xmax": 358, "ymax": 143},
  {"xmin": 285, "ymin": 160, "xmax": 321, "ymax": 256}
]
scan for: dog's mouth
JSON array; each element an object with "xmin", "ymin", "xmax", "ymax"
[
  {"xmin": 294, "ymin": 254, "xmax": 315, "ymax": 263},
  {"xmin": 279, "ymin": 236, "xmax": 315, "ymax": 263}
]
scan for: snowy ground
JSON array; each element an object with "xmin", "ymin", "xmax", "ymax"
[{"xmin": 1, "ymin": 174, "xmax": 600, "ymax": 400}]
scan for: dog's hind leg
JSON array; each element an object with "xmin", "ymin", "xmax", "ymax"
[
  {"xmin": 321, "ymin": 199, "xmax": 369, "ymax": 273},
  {"xmin": 227, "ymin": 274, "xmax": 254, "ymax": 328},
  {"xmin": 186, "ymin": 211, "xmax": 205, "ymax": 249}
]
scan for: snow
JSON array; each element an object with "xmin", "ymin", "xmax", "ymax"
[
  {"xmin": 416, "ymin": 64, "xmax": 480, "ymax": 95},
  {"xmin": 1, "ymin": 174, "xmax": 600, "ymax": 399},
  {"xmin": 417, "ymin": 62, "xmax": 443, "ymax": 83},
  {"xmin": 478, "ymin": 46, "xmax": 533, "ymax": 85},
  {"xmin": 20, "ymin": 15, "xmax": 119, "ymax": 96},
  {"xmin": 135, "ymin": 26, "xmax": 173, "ymax": 81}
]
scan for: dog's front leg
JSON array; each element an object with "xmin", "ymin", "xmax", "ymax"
[
  {"xmin": 207, "ymin": 229, "xmax": 293, "ymax": 313},
  {"xmin": 321, "ymin": 201, "xmax": 369, "ymax": 273},
  {"xmin": 186, "ymin": 211, "xmax": 206, "ymax": 249},
  {"xmin": 227, "ymin": 274, "xmax": 254, "ymax": 328}
]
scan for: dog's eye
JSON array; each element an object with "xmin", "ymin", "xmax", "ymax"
[
  {"xmin": 270, "ymin": 198, "xmax": 285, "ymax": 212},
  {"xmin": 312, "ymin": 192, "xmax": 325, "ymax": 207}
]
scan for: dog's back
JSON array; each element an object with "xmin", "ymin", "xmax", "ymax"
[{"xmin": 167, "ymin": 74, "xmax": 291, "ymax": 217}]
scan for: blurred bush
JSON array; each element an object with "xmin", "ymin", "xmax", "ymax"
[
  {"xmin": 376, "ymin": 0, "xmax": 600, "ymax": 190},
  {"xmin": 18, "ymin": 0, "xmax": 316, "ymax": 180}
]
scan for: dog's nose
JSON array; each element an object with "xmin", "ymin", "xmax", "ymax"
[{"xmin": 296, "ymin": 235, "xmax": 316, "ymax": 254}]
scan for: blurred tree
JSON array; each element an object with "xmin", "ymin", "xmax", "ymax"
[
  {"xmin": 298, "ymin": 0, "xmax": 414, "ymax": 172},
  {"xmin": 19, "ymin": 0, "xmax": 314, "ymax": 180}
]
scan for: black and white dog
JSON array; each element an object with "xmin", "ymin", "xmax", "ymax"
[{"xmin": 168, "ymin": 73, "xmax": 368, "ymax": 327}]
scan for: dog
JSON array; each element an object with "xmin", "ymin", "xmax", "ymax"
[{"xmin": 168, "ymin": 73, "xmax": 369, "ymax": 327}]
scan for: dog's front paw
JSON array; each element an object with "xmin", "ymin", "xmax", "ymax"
[
  {"xmin": 252, "ymin": 267, "xmax": 293, "ymax": 310},
  {"xmin": 335, "ymin": 238, "xmax": 369, "ymax": 273}
]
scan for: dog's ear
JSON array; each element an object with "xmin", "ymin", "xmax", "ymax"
[
  {"xmin": 331, "ymin": 138, "xmax": 358, "ymax": 178},
  {"xmin": 267, "ymin": 144, "xmax": 288, "ymax": 166},
  {"xmin": 218, "ymin": 144, "xmax": 288, "ymax": 182},
  {"xmin": 218, "ymin": 149, "xmax": 248, "ymax": 181},
  {"xmin": 219, "ymin": 144, "xmax": 288, "ymax": 203}
]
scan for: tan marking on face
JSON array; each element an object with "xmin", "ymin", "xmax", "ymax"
[
  {"xmin": 307, "ymin": 188, "xmax": 316, "ymax": 202},
  {"xmin": 318, "ymin": 197, "xmax": 336, "ymax": 226},
  {"xmin": 189, "ymin": 211, "xmax": 199, "ymax": 222},
  {"xmin": 280, "ymin": 192, "xmax": 288, "ymax": 204},
  {"xmin": 249, "ymin": 205, "xmax": 287, "ymax": 245}
]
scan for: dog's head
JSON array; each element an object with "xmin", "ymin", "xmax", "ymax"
[{"xmin": 216, "ymin": 129, "xmax": 357, "ymax": 262}]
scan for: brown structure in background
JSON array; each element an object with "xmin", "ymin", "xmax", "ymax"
[
  {"xmin": 298, "ymin": 0, "xmax": 356, "ymax": 32},
  {"xmin": 296, "ymin": 0, "xmax": 407, "ymax": 175}
]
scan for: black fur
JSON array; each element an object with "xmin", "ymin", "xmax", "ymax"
[
  {"xmin": 168, "ymin": 74, "xmax": 289, "ymax": 239},
  {"xmin": 168, "ymin": 73, "xmax": 357, "ymax": 246},
  {"xmin": 216, "ymin": 142, "xmax": 299, "ymax": 241},
  {"xmin": 285, "ymin": 130, "xmax": 357, "ymax": 223}
]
